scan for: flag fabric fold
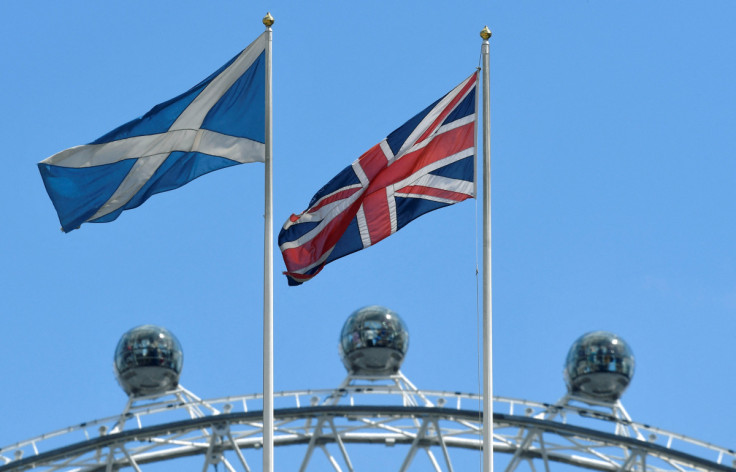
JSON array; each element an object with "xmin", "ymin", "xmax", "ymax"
[
  {"xmin": 278, "ymin": 72, "xmax": 479, "ymax": 286},
  {"xmin": 39, "ymin": 32, "xmax": 268, "ymax": 232}
]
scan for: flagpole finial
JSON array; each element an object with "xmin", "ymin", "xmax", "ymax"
[
  {"xmin": 263, "ymin": 12, "xmax": 275, "ymax": 27},
  {"xmin": 480, "ymin": 26, "xmax": 492, "ymax": 40}
]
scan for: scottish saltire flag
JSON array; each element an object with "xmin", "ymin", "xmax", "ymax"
[
  {"xmin": 38, "ymin": 33, "xmax": 267, "ymax": 232},
  {"xmin": 279, "ymin": 72, "xmax": 478, "ymax": 286}
]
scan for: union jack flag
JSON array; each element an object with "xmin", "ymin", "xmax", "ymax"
[{"xmin": 279, "ymin": 72, "xmax": 478, "ymax": 285}]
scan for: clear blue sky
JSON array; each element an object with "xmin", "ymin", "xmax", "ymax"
[{"xmin": 1, "ymin": 1, "xmax": 735, "ymax": 470}]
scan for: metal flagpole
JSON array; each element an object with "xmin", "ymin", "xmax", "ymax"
[
  {"xmin": 480, "ymin": 25, "xmax": 493, "ymax": 472},
  {"xmin": 262, "ymin": 12, "xmax": 275, "ymax": 472}
]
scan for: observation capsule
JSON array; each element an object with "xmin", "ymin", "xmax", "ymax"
[
  {"xmin": 114, "ymin": 325, "xmax": 183, "ymax": 397},
  {"xmin": 339, "ymin": 306, "xmax": 409, "ymax": 376},
  {"xmin": 564, "ymin": 330, "xmax": 634, "ymax": 402}
]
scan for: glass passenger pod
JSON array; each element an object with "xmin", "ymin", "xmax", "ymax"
[
  {"xmin": 114, "ymin": 325, "xmax": 184, "ymax": 397},
  {"xmin": 564, "ymin": 330, "xmax": 635, "ymax": 402},
  {"xmin": 339, "ymin": 305, "xmax": 409, "ymax": 376}
]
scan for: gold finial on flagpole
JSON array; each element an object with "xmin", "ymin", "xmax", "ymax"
[
  {"xmin": 263, "ymin": 12, "xmax": 275, "ymax": 27},
  {"xmin": 480, "ymin": 26, "xmax": 492, "ymax": 40}
]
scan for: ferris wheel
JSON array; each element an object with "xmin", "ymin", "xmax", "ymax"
[{"xmin": 0, "ymin": 306, "xmax": 733, "ymax": 472}]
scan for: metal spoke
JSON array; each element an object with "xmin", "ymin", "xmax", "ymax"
[{"xmin": 0, "ymin": 383, "xmax": 733, "ymax": 472}]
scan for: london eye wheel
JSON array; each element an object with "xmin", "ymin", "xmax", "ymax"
[{"xmin": 1, "ymin": 306, "xmax": 734, "ymax": 472}]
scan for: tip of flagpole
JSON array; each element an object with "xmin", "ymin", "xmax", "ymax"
[
  {"xmin": 263, "ymin": 12, "xmax": 275, "ymax": 27},
  {"xmin": 480, "ymin": 26, "xmax": 492, "ymax": 40}
]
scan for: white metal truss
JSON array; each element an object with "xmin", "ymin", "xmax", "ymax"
[{"xmin": 0, "ymin": 374, "xmax": 733, "ymax": 472}]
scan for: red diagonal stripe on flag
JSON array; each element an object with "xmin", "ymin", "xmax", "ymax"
[
  {"xmin": 308, "ymin": 187, "xmax": 362, "ymax": 214},
  {"xmin": 396, "ymin": 185, "xmax": 473, "ymax": 202},
  {"xmin": 415, "ymin": 74, "xmax": 477, "ymax": 145},
  {"xmin": 281, "ymin": 197, "xmax": 364, "ymax": 269},
  {"xmin": 369, "ymin": 123, "xmax": 475, "ymax": 191}
]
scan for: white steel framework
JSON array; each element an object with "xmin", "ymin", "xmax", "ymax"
[{"xmin": 1, "ymin": 375, "xmax": 734, "ymax": 472}]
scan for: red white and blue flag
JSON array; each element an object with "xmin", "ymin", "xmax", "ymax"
[{"xmin": 279, "ymin": 72, "xmax": 478, "ymax": 286}]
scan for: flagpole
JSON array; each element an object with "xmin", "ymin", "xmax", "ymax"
[
  {"xmin": 480, "ymin": 25, "xmax": 494, "ymax": 472},
  {"xmin": 262, "ymin": 12, "xmax": 275, "ymax": 472}
]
